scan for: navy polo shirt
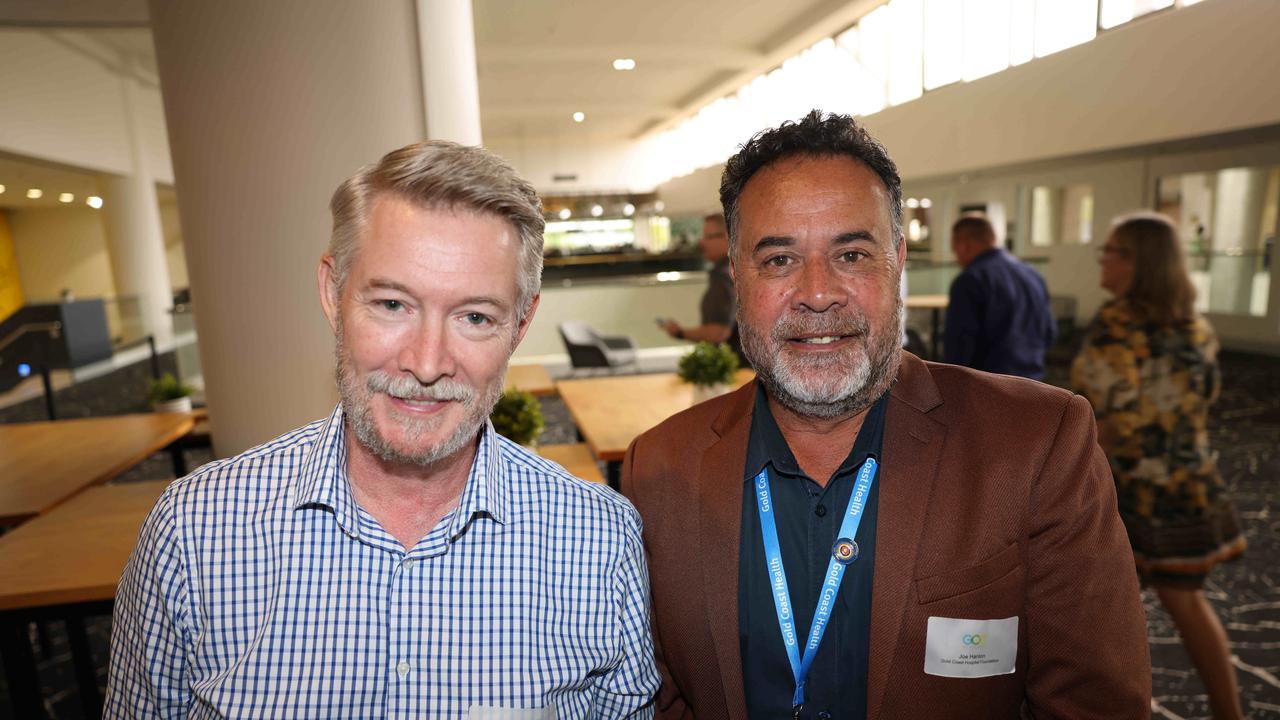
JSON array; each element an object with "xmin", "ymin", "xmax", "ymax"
[{"xmin": 739, "ymin": 385, "xmax": 887, "ymax": 719}]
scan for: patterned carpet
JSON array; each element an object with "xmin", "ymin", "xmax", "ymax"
[{"xmin": 1, "ymin": 351, "xmax": 1276, "ymax": 718}]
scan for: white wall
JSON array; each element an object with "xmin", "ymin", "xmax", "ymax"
[
  {"xmin": 514, "ymin": 277, "xmax": 708, "ymax": 358},
  {"xmin": 486, "ymin": 135, "xmax": 651, "ymax": 194},
  {"xmin": 8, "ymin": 206, "xmax": 115, "ymax": 302},
  {"xmin": 0, "ymin": 31, "xmax": 173, "ymax": 182}
]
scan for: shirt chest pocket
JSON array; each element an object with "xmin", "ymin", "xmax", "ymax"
[{"xmin": 914, "ymin": 542, "xmax": 1022, "ymax": 605}]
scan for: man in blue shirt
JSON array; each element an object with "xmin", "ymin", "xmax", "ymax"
[
  {"xmin": 944, "ymin": 215, "xmax": 1056, "ymax": 379},
  {"xmin": 105, "ymin": 141, "xmax": 658, "ymax": 718}
]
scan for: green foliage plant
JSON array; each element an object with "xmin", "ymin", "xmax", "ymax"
[
  {"xmin": 677, "ymin": 341, "xmax": 739, "ymax": 387},
  {"xmin": 147, "ymin": 373, "xmax": 194, "ymax": 404},
  {"xmin": 490, "ymin": 387, "xmax": 545, "ymax": 446}
]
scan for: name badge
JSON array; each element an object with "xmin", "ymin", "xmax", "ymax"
[{"xmin": 923, "ymin": 616, "xmax": 1018, "ymax": 678}]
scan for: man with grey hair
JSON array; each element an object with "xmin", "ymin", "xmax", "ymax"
[
  {"xmin": 107, "ymin": 140, "xmax": 658, "ymax": 718},
  {"xmin": 622, "ymin": 111, "xmax": 1149, "ymax": 718}
]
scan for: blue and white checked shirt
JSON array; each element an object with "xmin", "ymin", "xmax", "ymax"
[{"xmin": 105, "ymin": 406, "xmax": 659, "ymax": 718}]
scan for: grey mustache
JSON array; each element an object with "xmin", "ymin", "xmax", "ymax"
[
  {"xmin": 773, "ymin": 312, "xmax": 869, "ymax": 340},
  {"xmin": 366, "ymin": 372, "xmax": 475, "ymax": 403}
]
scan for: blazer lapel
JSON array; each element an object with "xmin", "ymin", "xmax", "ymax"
[
  {"xmin": 866, "ymin": 355, "xmax": 946, "ymax": 720},
  {"xmin": 698, "ymin": 381, "xmax": 755, "ymax": 719}
]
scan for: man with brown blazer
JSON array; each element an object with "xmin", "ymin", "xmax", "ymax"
[{"xmin": 621, "ymin": 111, "xmax": 1151, "ymax": 719}]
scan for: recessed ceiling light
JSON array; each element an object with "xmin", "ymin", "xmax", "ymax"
[
  {"xmin": 59, "ymin": 193, "xmax": 74, "ymax": 203},
  {"xmin": 572, "ymin": 111, "xmax": 586, "ymax": 123},
  {"xmin": 920, "ymin": 198, "xmax": 932, "ymax": 209},
  {"xmin": 86, "ymin": 196, "xmax": 104, "ymax": 209},
  {"xmin": 623, "ymin": 203, "xmax": 635, "ymax": 217},
  {"xmin": 654, "ymin": 200, "xmax": 665, "ymax": 213},
  {"xmin": 612, "ymin": 58, "xmax": 636, "ymax": 71},
  {"xmin": 0, "ymin": 184, "xmax": 6, "ymax": 194},
  {"xmin": 906, "ymin": 197, "xmax": 920, "ymax": 208},
  {"xmin": 558, "ymin": 208, "xmax": 571, "ymax": 220},
  {"xmin": 591, "ymin": 204, "xmax": 604, "ymax": 217},
  {"xmin": 27, "ymin": 188, "xmax": 43, "ymax": 199}
]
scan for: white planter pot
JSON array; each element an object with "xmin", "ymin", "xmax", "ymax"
[
  {"xmin": 153, "ymin": 396, "xmax": 193, "ymax": 414},
  {"xmin": 691, "ymin": 383, "xmax": 730, "ymax": 404}
]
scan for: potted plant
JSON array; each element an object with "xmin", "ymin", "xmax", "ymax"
[
  {"xmin": 677, "ymin": 341, "xmax": 739, "ymax": 403},
  {"xmin": 148, "ymin": 373, "xmax": 195, "ymax": 413},
  {"xmin": 490, "ymin": 387, "xmax": 545, "ymax": 447}
]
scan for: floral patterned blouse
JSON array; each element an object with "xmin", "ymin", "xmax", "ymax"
[{"xmin": 1070, "ymin": 299, "xmax": 1243, "ymax": 579}]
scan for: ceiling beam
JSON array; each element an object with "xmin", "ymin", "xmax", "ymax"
[{"xmin": 479, "ymin": 43, "xmax": 764, "ymax": 69}]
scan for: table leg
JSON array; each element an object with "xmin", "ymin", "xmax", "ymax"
[
  {"xmin": 169, "ymin": 442, "xmax": 188, "ymax": 478},
  {"xmin": 606, "ymin": 461, "xmax": 622, "ymax": 491},
  {"xmin": 0, "ymin": 616, "xmax": 48, "ymax": 719},
  {"xmin": 65, "ymin": 613, "xmax": 103, "ymax": 719}
]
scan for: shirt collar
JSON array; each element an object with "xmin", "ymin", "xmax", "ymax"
[
  {"xmin": 292, "ymin": 406, "xmax": 510, "ymax": 541},
  {"xmin": 744, "ymin": 383, "xmax": 889, "ymax": 483}
]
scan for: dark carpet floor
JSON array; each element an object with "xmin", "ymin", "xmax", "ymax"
[{"xmin": 2, "ymin": 350, "xmax": 1277, "ymax": 719}]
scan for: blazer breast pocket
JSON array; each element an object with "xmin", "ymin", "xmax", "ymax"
[{"xmin": 915, "ymin": 542, "xmax": 1022, "ymax": 605}]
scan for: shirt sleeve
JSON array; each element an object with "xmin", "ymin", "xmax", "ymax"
[
  {"xmin": 943, "ymin": 272, "xmax": 983, "ymax": 367},
  {"xmin": 103, "ymin": 492, "xmax": 192, "ymax": 719},
  {"xmin": 1022, "ymin": 394, "xmax": 1151, "ymax": 717},
  {"xmin": 592, "ymin": 506, "xmax": 660, "ymax": 718}
]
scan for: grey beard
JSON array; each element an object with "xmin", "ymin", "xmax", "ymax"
[
  {"xmin": 335, "ymin": 330, "xmax": 506, "ymax": 468},
  {"xmin": 741, "ymin": 295, "xmax": 903, "ymax": 419}
]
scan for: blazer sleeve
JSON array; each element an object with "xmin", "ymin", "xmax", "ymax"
[
  {"xmin": 1023, "ymin": 394, "xmax": 1151, "ymax": 719},
  {"xmin": 621, "ymin": 437, "xmax": 695, "ymax": 720}
]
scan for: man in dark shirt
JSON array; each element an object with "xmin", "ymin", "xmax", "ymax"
[
  {"xmin": 944, "ymin": 215, "xmax": 1056, "ymax": 379},
  {"xmin": 738, "ymin": 386, "xmax": 886, "ymax": 717},
  {"xmin": 622, "ymin": 111, "xmax": 1150, "ymax": 719},
  {"xmin": 663, "ymin": 213, "xmax": 746, "ymax": 365}
]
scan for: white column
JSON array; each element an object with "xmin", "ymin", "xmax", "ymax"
[
  {"xmin": 417, "ymin": 0, "xmax": 483, "ymax": 145},
  {"xmin": 149, "ymin": 0, "xmax": 428, "ymax": 455},
  {"xmin": 102, "ymin": 70, "xmax": 174, "ymax": 347}
]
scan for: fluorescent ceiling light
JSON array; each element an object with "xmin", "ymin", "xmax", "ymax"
[
  {"xmin": 27, "ymin": 188, "xmax": 43, "ymax": 199},
  {"xmin": 59, "ymin": 193, "xmax": 74, "ymax": 203}
]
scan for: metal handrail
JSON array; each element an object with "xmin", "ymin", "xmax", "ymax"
[{"xmin": 0, "ymin": 321, "xmax": 62, "ymax": 355}]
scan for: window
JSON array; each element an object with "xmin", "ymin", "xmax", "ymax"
[
  {"xmin": 1157, "ymin": 167, "xmax": 1279, "ymax": 317},
  {"xmin": 1100, "ymin": 0, "xmax": 1175, "ymax": 29},
  {"xmin": 1033, "ymin": 0, "xmax": 1097, "ymax": 58},
  {"xmin": 1029, "ymin": 184, "xmax": 1094, "ymax": 248}
]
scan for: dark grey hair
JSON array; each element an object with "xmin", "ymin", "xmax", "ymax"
[
  {"xmin": 719, "ymin": 110, "xmax": 903, "ymax": 254},
  {"xmin": 328, "ymin": 140, "xmax": 545, "ymax": 315}
]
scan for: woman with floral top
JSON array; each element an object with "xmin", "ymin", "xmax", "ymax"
[{"xmin": 1072, "ymin": 212, "xmax": 1246, "ymax": 720}]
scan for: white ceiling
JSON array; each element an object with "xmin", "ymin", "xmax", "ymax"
[
  {"xmin": 0, "ymin": 0, "xmax": 876, "ymax": 146},
  {"xmin": 0, "ymin": 153, "xmax": 102, "ymax": 210},
  {"xmin": 472, "ymin": 0, "xmax": 862, "ymax": 142}
]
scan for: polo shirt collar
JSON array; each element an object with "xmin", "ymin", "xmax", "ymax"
[{"xmin": 743, "ymin": 383, "xmax": 889, "ymax": 483}]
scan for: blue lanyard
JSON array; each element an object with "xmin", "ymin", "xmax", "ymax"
[{"xmin": 754, "ymin": 456, "xmax": 878, "ymax": 712}]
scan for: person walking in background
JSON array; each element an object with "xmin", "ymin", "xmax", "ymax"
[
  {"xmin": 1073, "ymin": 212, "xmax": 1247, "ymax": 720},
  {"xmin": 662, "ymin": 213, "xmax": 747, "ymax": 365},
  {"xmin": 944, "ymin": 214, "xmax": 1056, "ymax": 379}
]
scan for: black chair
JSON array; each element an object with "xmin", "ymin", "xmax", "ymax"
[{"xmin": 558, "ymin": 321, "xmax": 638, "ymax": 375}]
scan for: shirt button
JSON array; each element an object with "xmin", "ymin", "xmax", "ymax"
[
  {"xmin": 818, "ymin": 712, "xmax": 832, "ymax": 720},
  {"xmin": 396, "ymin": 660, "xmax": 411, "ymax": 678},
  {"xmin": 814, "ymin": 504, "xmax": 827, "ymax": 517},
  {"xmin": 402, "ymin": 557, "xmax": 414, "ymax": 569}
]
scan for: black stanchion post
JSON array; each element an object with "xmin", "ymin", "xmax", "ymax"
[
  {"xmin": 147, "ymin": 335, "xmax": 160, "ymax": 380},
  {"xmin": 40, "ymin": 365, "xmax": 56, "ymax": 421}
]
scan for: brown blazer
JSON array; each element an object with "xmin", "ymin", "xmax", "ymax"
[{"xmin": 621, "ymin": 353, "xmax": 1150, "ymax": 719}]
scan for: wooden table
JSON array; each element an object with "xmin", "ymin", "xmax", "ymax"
[
  {"xmin": 0, "ymin": 412, "xmax": 195, "ymax": 526},
  {"xmin": 906, "ymin": 294, "xmax": 949, "ymax": 359},
  {"xmin": 0, "ymin": 480, "xmax": 169, "ymax": 718},
  {"xmin": 556, "ymin": 369, "xmax": 755, "ymax": 487},
  {"xmin": 504, "ymin": 364, "xmax": 556, "ymax": 397},
  {"xmin": 537, "ymin": 443, "xmax": 604, "ymax": 484}
]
